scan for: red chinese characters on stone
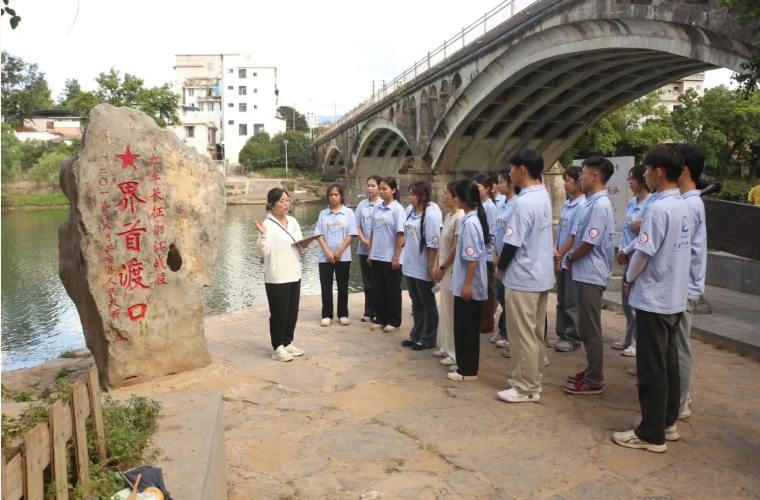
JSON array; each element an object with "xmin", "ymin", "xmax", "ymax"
[
  {"xmin": 154, "ymin": 224, "xmax": 164, "ymax": 236},
  {"xmin": 151, "ymin": 206, "xmax": 164, "ymax": 219},
  {"xmin": 117, "ymin": 220, "xmax": 147, "ymax": 252},
  {"xmin": 155, "ymin": 273, "xmax": 168, "ymax": 286},
  {"xmin": 119, "ymin": 258, "xmax": 151, "ymax": 291},
  {"xmin": 116, "ymin": 182, "xmax": 146, "ymax": 215},
  {"xmin": 148, "ymin": 156, "xmax": 161, "ymax": 168},
  {"xmin": 111, "ymin": 310, "xmax": 120, "ymax": 319},
  {"xmin": 151, "ymin": 188, "xmax": 164, "ymax": 202},
  {"xmin": 127, "ymin": 303, "xmax": 147, "ymax": 322},
  {"xmin": 150, "ymin": 171, "xmax": 161, "ymax": 185},
  {"xmin": 153, "ymin": 241, "xmax": 166, "ymax": 252},
  {"xmin": 154, "ymin": 255, "xmax": 167, "ymax": 270}
]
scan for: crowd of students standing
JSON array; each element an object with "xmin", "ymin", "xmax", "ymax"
[{"xmin": 254, "ymin": 144, "xmax": 707, "ymax": 455}]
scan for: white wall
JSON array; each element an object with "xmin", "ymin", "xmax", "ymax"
[{"xmin": 173, "ymin": 122, "xmax": 215, "ymax": 159}]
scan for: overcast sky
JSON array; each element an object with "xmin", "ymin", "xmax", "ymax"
[{"xmin": 1, "ymin": 0, "xmax": 736, "ymax": 119}]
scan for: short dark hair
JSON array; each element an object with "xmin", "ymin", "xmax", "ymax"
[
  {"xmin": 266, "ymin": 188, "xmax": 289, "ymax": 211},
  {"xmin": 582, "ymin": 156, "xmax": 614, "ymax": 184},
  {"xmin": 486, "ymin": 170, "xmax": 499, "ymax": 185},
  {"xmin": 563, "ymin": 166, "xmax": 582, "ymax": 182},
  {"xmin": 326, "ymin": 183, "xmax": 344, "ymax": 204},
  {"xmin": 644, "ymin": 146, "xmax": 684, "ymax": 183},
  {"xmin": 498, "ymin": 169, "xmax": 512, "ymax": 184},
  {"xmin": 673, "ymin": 144, "xmax": 705, "ymax": 182},
  {"xmin": 629, "ymin": 164, "xmax": 647, "ymax": 187},
  {"xmin": 509, "ymin": 149, "xmax": 544, "ymax": 180}
]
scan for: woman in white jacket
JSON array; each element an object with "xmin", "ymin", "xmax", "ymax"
[{"xmin": 255, "ymin": 188, "xmax": 315, "ymax": 362}]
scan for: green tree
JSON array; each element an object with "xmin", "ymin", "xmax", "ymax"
[
  {"xmin": 239, "ymin": 131, "xmax": 280, "ymax": 170},
  {"xmin": 1, "ymin": 123, "xmax": 22, "ymax": 182},
  {"xmin": 1, "ymin": 51, "xmax": 53, "ymax": 127},
  {"xmin": 17, "ymin": 140, "xmax": 53, "ymax": 171},
  {"xmin": 138, "ymin": 83, "xmax": 181, "ymax": 128},
  {"xmin": 28, "ymin": 151, "xmax": 67, "ymax": 189},
  {"xmin": 272, "ymin": 130, "xmax": 316, "ymax": 170},
  {"xmin": 277, "ymin": 106, "xmax": 309, "ymax": 132},
  {"xmin": 58, "ymin": 79, "xmax": 82, "ymax": 108},
  {"xmin": 69, "ymin": 91, "xmax": 101, "ymax": 119},
  {"xmin": 718, "ymin": 0, "xmax": 760, "ymax": 94}
]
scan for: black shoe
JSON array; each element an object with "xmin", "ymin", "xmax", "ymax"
[
  {"xmin": 401, "ymin": 339, "xmax": 415, "ymax": 347},
  {"xmin": 411, "ymin": 343, "xmax": 434, "ymax": 351}
]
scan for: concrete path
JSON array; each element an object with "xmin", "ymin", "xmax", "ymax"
[
  {"xmin": 227, "ymin": 179, "xmax": 283, "ymax": 204},
  {"xmin": 604, "ymin": 285, "xmax": 760, "ymax": 362},
  {"xmin": 107, "ymin": 293, "xmax": 760, "ymax": 500}
]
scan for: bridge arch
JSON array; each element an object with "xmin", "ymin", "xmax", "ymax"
[
  {"xmin": 427, "ymin": 19, "xmax": 752, "ymax": 173},
  {"xmin": 351, "ymin": 118, "xmax": 413, "ymax": 177},
  {"xmin": 322, "ymin": 146, "xmax": 346, "ymax": 178},
  {"xmin": 439, "ymin": 80, "xmax": 450, "ymax": 119}
]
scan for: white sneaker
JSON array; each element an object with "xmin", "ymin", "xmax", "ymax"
[
  {"xmin": 501, "ymin": 349, "xmax": 511, "ymax": 358},
  {"xmin": 383, "ymin": 325, "xmax": 398, "ymax": 333},
  {"xmin": 433, "ymin": 349, "xmax": 446, "ymax": 357},
  {"xmin": 543, "ymin": 354, "xmax": 550, "ymax": 367},
  {"xmin": 361, "ymin": 316, "xmax": 371, "ymax": 322},
  {"xmin": 679, "ymin": 402, "xmax": 692, "ymax": 420},
  {"xmin": 447, "ymin": 371, "xmax": 478, "ymax": 381},
  {"xmin": 339, "ymin": 317, "xmax": 350, "ymax": 325},
  {"xmin": 507, "ymin": 379, "xmax": 542, "ymax": 393},
  {"xmin": 611, "ymin": 341, "xmax": 628, "ymax": 350},
  {"xmin": 449, "ymin": 364, "xmax": 459, "ymax": 372},
  {"xmin": 497, "ymin": 387, "xmax": 540, "ymax": 403},
  {"xmin": 370, "ymin": 323, "xmax": 385, "ymax": 331},
  {"xmin": 440, "ymin": 356, "xmax": 455, "ymax": 366},
  {"xmin": 272, "ymin": 345, "xmax": 293, "ymax": 362},
  {"xmin": 665, "ymin": 424, "xmax": 680, "ymax": 441},
  {"xmin": 490, "ymin": 332, "xmax": 500, "ymax": 344},
  {"xmin": 285, "ymin": 344, "xmax": 304, "ymax": 357},
  {"xmin": 495, "ymin": 339, "xmax": 508, "ymax": 348},
  {"xmin": 612, "ymin": 429, "xmax": 666, "ymax": 453},
  {"xmin": 320, "ymin": 318, "xmax": 332, "ymax": 327},
  {"xmin": 621, "ymin": 346, "xmax": 637, "ymax": 357}
]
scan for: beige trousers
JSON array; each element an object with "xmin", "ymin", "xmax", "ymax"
[
  {"xmin": 505, "ymin": 289, "xmax": 549, "ymax": 396},
  {"xmin": 439, "ymin": 268, "xmax": 456, "ymax": 362}
]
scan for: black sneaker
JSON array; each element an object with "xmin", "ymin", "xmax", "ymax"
[
  {"xmin": 401, "ymin": 339, "xmax": 415, "ymax": 347},
  {"xmin": 411, "ymin": 343, "xmax": 434, "ymax": 351}
]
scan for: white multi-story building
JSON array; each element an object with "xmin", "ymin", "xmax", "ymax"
[
  {"xmin": 172, "ymin": 54, "xmax": 287, "ymax": 164},
  {"xmin": 657, "ymin": 73, "xmax": 705, "ymax": 112}
]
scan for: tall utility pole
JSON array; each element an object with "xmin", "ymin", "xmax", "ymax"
[
  {"xmin": 334, "ymin": 102, "xmax": 337, "ymax": 124},
  {"xmin": 283, "ymin": 140, "xmax": 289, "ymax": 179},
  {"xmin": 293, "ymin": 103, "xmax": 296, "ymax": 131}
]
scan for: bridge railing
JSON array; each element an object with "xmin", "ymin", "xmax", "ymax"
[{"xmin": 316, "ymin": 0, "xmax": 539, "ymax": 140}]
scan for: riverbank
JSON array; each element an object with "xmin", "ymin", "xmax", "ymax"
[
  {"xmin": 4, "ymin": 293, "xmax": 760, "ymax": 499},
  {"xmin": 1, "ymin": 192, "xmax": 69, "ymax": 211}
]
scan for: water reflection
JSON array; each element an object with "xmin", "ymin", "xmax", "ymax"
[{"xmin": 1, "ymin": 204, "xmax": 366, "ymax": 370}]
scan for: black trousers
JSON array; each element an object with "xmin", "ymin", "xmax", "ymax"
[
  {"xmin": 371, "ymin": 260, "xmax": 402, "ymax": 328},
  {"xmin": 405, "ymin": 276, "xmax": 439, "ymax": 347},
  {"xmin": 635, "ymin": 308, "xmax": 682, "ymax": 445},
  {"xmin": 359, "ymin": 256, "xmax": 375, "ymax": 319},
  {"xmin": 454, "ymin": 296, "xmax": 483, "ymax": 376},
  {"xmin": 319, "ymin": 261, "xmax": 351, "ymax": 319},
  {"xmin": 495, "ymin": 278, "xmax": 507, "ymax": 340},
  {"xmin": 264, "ymin": 280, "xmax": 301, "ymax": 350}
]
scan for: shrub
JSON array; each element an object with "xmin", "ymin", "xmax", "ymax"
[
  {"xmin": 28, "ymin": 151, "xmax": 67, "ymax": 189},
  {"xmin": 711, "ymin": 181, "xmax": 751, "ymax": 203}
]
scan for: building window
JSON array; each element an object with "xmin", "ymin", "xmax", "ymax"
[
  {"xmin": 238, "ymin": 69, "xmax": 246, "ymax": 78},
  {"xmin": 188, "ymin": 88, "xmax": 195, "ymax": 96},
  {"xmin": 227, "ymin": 86, "xmax": 233, "ymax": 90},
  {"xmin": 46, "ymin": 121, "xmax": 54, "ymax": 130},
  {"xmin": 239, "ymin": 103, "xmax": 247, "ymax": 112},
  {"xmin": 239, "ymin": 124, "xmax": 248, "ymax": 136},
  {"xmin": 228, "ymin": 120, "xmax": 234, "ymax": 125},
  {"xmin": 254, "ymin": 89, "xmax": 258, "ymax": 94},
  {"xmin": 228, "ymin": 103, "xmax": 234, "ymax": 107},
  {"xmin": 254, "ymin": 105, "xmax": 258, "ymax": 110},
  {"xmin": 228, "ymin": 69, "xmax": 233, "ymax": 73},
  {"xmin": 207, "ymin": 62, "xmax": 213, "ymax": 71},
  {"xmin": 253, "ymin": 72, "xmax": 257, "ymax": 77},
  {"xmin": 185, "ymin": 126, "xmax": 195, "ymax": 138},
  {"xmin": 239, "ymin": 86, "xmax": 247, "ymax": 96},
  {"xmin": 696, "ymin": 85, "xmax": 701, "ymax": 91},
  {"xmin": 254, "ymin": 124, "xmax": 264, "ymax": 135}
]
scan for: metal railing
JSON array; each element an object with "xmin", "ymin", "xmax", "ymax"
[{"xmin": 315, "ymin": 0, "xmax": 539, "ymax": 140}]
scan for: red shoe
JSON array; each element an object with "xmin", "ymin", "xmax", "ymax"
[
  {"xmin": 564, "ymin": 380, "xmax": 604, "ymax": 395},
  {"xmin": 566, "ymin": 371, "xmax": 585, "ymax": 384}
]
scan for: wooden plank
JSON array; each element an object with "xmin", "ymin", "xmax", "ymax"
[
  {"xmin": 86, "ymin": 367, "xmax": 107, "ymax": 463},
  {"xmin": 23, "ymin": 423, "xmax": 48, "ymax": 500},
  {"xmin": 3, "ymin": 454, "xmax": 23, "ymax": 500},
  {"xmin": 49, "ymin": 400, "xmax": 70, "ymax": 500},
  {"xmin": 70, "ymin": 383, "xmax": 91, "ymax": 499}
]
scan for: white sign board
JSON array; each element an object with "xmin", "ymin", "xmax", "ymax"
[{"xmin": 573, "ymin": 156, "xmax": 634, "ymax": 247}]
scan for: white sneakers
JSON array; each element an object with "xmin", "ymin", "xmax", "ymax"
[
  {"xmin": 370, "ymin": 323, "xmax": 385, "ymax": 331},
  {"xmin": 621, "ymin": 346, "xmax": 637, "ymax": 357},
  {"xmin": 679, "ymin": 402, "xmax": 692, "ymax": 420},
  {"xmin": 497, "ymin": 387, "xmax": 540, "ymax": 403},
  {"xmin": 495, "ymin": 339, "xmax": 508, "ymax": 348},
  {"xmin": 361, "ymin": 316, "xmax": 372, "ymax": 322},
  {"xmin": 383, "ymin": 325, "xmax": 399, "ymax": 333},
  {"xmin": 285, "ymin": 344, "xmax": 304, "ymax": 357},
  {"xmin": 447, "ymin": 371, "xmax": 477, "ymax": 381},
  {"xmin": 449, "ymin": 364, "xmax": 459, "ymax": 372},
  {"xmin": 339, "ymin": 317, "xmax": 350, "ymax": 325},
  {"xmin": 489, "ymin": 333, "xmax": 500, "ymax": 344},
  {"xmin": 320, "ymin": 318, "xmax": 332, "ymax": 327},
  {"xmin": 433, "ymin": 349, "xmax": 446, "ymax": 357},
  {"xmin": 440, "ymin": 356, "xmax": 455, "ymax": 366},
  {"xmin": 272, "ymin": 345, "xmax": 293, "ymax": 362},
  {"xmin": 323, "ymin": 317, "xmax": 350, "ymax": 326}
]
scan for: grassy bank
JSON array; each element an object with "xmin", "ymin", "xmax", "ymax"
[
  {"xmin": 252, "ymin": 168, "xmax": 323, "ymax": 180},
  {"xmin": 1, "ymin": 192, "xmax": 69, "ymax": 208}
]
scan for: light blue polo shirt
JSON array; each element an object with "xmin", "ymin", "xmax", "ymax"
[
  {"xmin": 570, "ymin": 190, "xmax": 614, "ymax": 287},
  {"xmin": 682, "ymin": 190, "xmax": 706, "ymax": 300},
  {"xmin": 402, "ymin": 208, "xmax": 443, "ymax": 281},
  {"xmin": 369, "ymin": 200, "xmax": 406, "ymax": 263},
  {"xmin": 450, "ymin": 211, "xmax": 487, "ymax": 301},
  {"xmin": 495, "ymin": 193, "xmax": 506, "ymax": 209},
  {"xmin": 502, "ymin": 184, "xmax": 554, "ymax": 292},
  {"xmin": 629, "ymin": 189, "xmax": 691, "ymax": 314},
  {"xmin": 557, "ymin": 194, "xmax": 586, "ymax": 270},
  {"xmin": 315, "ymin": 206, "xmax": 358, "ymax": 263},
  {"xmin": 482, "ymin": 198, "xmax": 497, "ymax": 263},
  {"xmin": 494, "ymin": 196, "xmax": 518, "ymax": 255},
  {"xmin": 620, "ymin": 194, "xmax": 652, "ymax": 249},
  {"xmin": 355, "ymin": 198, "xmax": 382, "ymax": 256}
]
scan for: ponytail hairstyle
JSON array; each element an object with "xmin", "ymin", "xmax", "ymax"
[
  {"xmin": 472, "ymin": 173, "xmax": 495, "ymax": 202},
  {"xmin": 408, "ymin": 181, "xmax": 432, "ymax": 252},
  {"xmin": 379, "ymin": 177, "xmax": 400, "ymax": 201},
  {"xmin": 454, "ymin": 180, "xmax": 490, "ymax": 243},
  {"xmin": 326, "ymin": 183, "xmax": 345, "ymax": 205},
  {"xmin": 563, "ymin": 166, "xmax": 581, "ymax": 182}
]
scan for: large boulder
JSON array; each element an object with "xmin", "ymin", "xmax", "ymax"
[{"xmin": 59, "ymin": 104, "xmax": 225, "ymax": 388}]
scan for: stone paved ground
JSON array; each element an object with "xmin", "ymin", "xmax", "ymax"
[{"xmin": 111, "ymin": 293, "xmax": 760, "ymax": 500}]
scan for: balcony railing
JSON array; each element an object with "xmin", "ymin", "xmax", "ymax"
[{"xmin": 315, "ymin": 0, "xmax": 540, "ymax": 140}]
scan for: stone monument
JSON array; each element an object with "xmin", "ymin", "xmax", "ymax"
[{"xmin": 59, "ymin": 104, "xmax": 226, "ymax": 388}]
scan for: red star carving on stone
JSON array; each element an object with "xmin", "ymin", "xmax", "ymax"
[{"xmin": 116, "ymin": 146, "xmax": 140, "ymax": 169}]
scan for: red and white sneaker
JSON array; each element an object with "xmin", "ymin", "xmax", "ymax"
[
  {"xmin": 566, "ymin": 371, "xmax": 585, "ymax": 384},
  {"xmin": 564, "ymin": 380, "xmax": 603, "ymax": 395}
]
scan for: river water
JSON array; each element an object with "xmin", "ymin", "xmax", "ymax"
[{"xmin": 1, "ymin": 204, "xmax": 367, "ymax": 370}]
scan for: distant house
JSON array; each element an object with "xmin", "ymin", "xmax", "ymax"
[{"xmin": 18, "ymin": 109, "xmax": 83, "ymax": 140}]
